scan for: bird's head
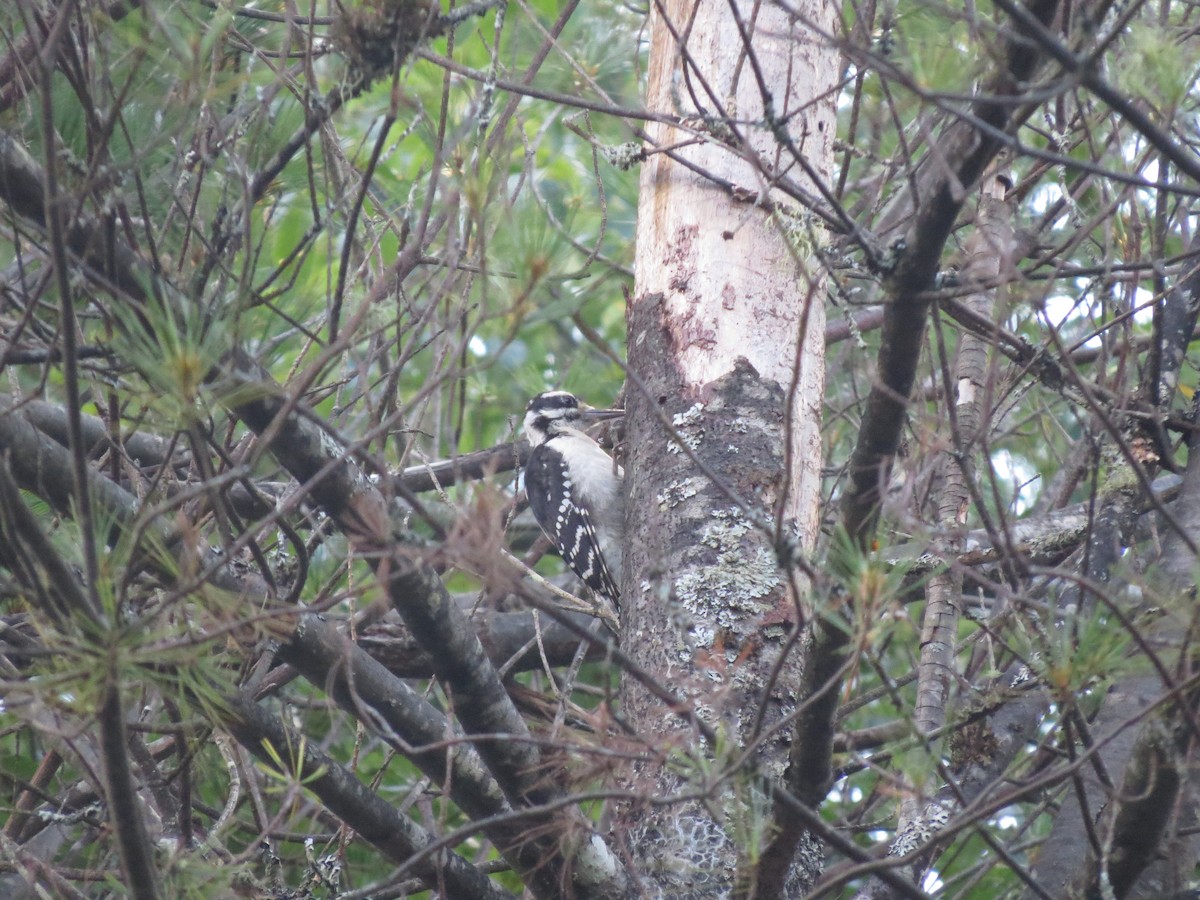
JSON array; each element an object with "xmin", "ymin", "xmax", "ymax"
[{"xmin": 523, "ymin": 391, "xmax": 620, "ymax": 446}]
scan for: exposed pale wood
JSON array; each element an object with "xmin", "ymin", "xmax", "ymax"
[{"xmin": 633, "ymin": 0, "xmax": 832, "ymax": 530}]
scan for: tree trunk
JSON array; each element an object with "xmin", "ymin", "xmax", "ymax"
[{"xmin": 615, "ymin": 0, "xmax": 835, "ymax": 893}]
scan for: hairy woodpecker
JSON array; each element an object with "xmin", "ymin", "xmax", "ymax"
[{"xmin": 522, "ymin": 391, "xmax": 624, "ymax": 609}]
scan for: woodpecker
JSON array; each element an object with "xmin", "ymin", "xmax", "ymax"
[{"xmin": 522, "ymin": 391, "xmax": 624, "ymax": 610}]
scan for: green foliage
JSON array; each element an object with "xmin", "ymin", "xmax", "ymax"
[
  {"xmin": 1118, "ymin": 22, "xmax": 1200, "ymax": 117},
  {"xmin": 0, "ymin": 0, "xmax": 640, "ymax": 886},
  {"xmin": 2, "ymin": 0, "xmax": 1198, "ymax": 892}
]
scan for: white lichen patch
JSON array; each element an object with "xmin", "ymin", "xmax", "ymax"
[
  {"xmin": 657, "ymin": 476, "xmax": 705, "ymax": 510},
  {"xmin": 667, "ymin": 403, "xmax": 705, "ymax": 454},
  {"xmin": 700, "ymin": 508, "xmax": 751, "ymax": 547},
  {"xmin": 627, "ymin": 803, "xmax": 737, "ymax": 896},
  {"xmin": 674, "ymin": 403, "xmax": 704, "ymax": 427},
  {"xmin": 681, "ymin": 620, "xmax": 715, "ymax": 656},
  {"xmin": 673, "ymin": 508, "xmax": 781, "ymax": 636},
  {"xmin": 889, "ymin": 800, "xmax": 951, "ymax": 857}
]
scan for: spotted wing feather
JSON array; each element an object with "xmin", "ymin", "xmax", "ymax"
[{"xmin": 525, "ymin": 443, "xmax": 621, "ymax": 604}]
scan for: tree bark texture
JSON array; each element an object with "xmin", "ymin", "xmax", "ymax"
[
  {"xmin": 916, "ymin": 176, "xmax": 1014, "ymax": 738},
  {"xmin": 617, "ymin": 0, "xmax": 835, "ymax": 893}
]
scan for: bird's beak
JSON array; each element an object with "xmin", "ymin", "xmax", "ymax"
[{"xmin": 579, "ymin": 405, "xmax": 624, "ymax": 423}]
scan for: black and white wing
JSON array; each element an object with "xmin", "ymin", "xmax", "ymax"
[{"xmin": 525, "ymin": 442, "xmax": 621, "ymax": 605}]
